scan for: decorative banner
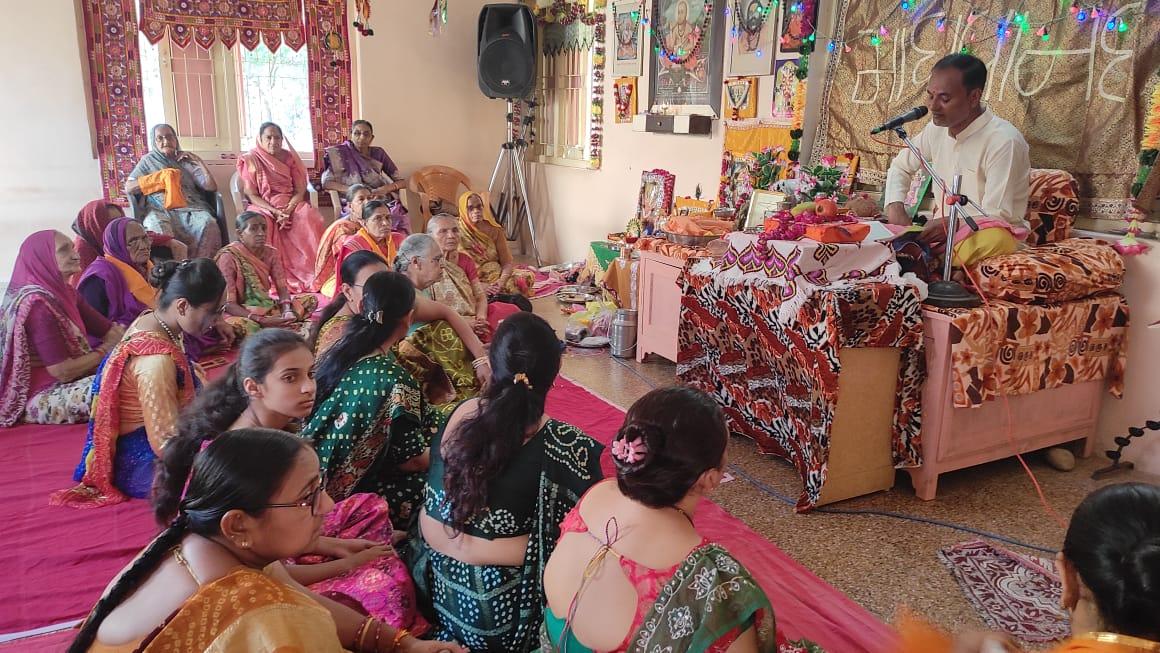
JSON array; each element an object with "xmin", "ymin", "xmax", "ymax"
[
  {"xmin": 614, "ymin": 77, "xmax": 638, "ymax": 122},
  {"xmin": 724, "ymin": 76, "xmax": 758, "ymax": 119},
  {"xmin": 305, "ymin": 0, "xmax": 353, "ymax": 182},
  {"xmin": 83, "ymin": 0, "xmax": 147, "ymax": 205},
  {"xmin": 813, "ymin": 0, "xmax": 1160, "ymax": 218},
  {"xmin": 140, "ymin": 0, "xmax": 305, "ymax": 51}
]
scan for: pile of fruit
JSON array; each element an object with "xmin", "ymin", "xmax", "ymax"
[{"xmin": 762, "ymin": 198, "xmax": 856, "ymax": 241}]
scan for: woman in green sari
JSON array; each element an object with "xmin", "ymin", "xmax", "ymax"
[
  {"xmin": 406, "ymin": 312, "xmax": 605, "ymax": 652},
  {"xmin": 541, "ymin": 386, "xmax": 779, "ymax": 653},
  {"xmin": 302, "ymin": 271, "xmax": 437, "ymax": 529}
]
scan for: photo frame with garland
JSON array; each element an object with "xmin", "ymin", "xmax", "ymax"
[{"xmin": 648, "ymin": 0, "xmax": 726, "ymax": 116}]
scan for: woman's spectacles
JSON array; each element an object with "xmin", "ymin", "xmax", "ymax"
[{"xmin": 265, "ymin": 472, "xmax": 327, "ymax": 516}]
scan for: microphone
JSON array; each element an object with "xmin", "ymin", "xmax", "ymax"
[{"xmin": 870, "ymin": 106, "xmax": 929, "ymax": 135}]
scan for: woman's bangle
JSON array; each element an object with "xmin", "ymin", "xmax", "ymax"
[
  {"xmin": 389, "ymin": 628, "xmax": 410, "ymax": 653},
  {"xmin": 355, "ymin": 616, "xmax": 374, "ymax": 652},
  {"xmin": 471, "ymin": 356, "xmax": 489, "ymax": 369}
]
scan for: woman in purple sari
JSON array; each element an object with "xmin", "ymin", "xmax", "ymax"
[
  {"xmin": 78, "ymin": 218, "xmax": 235, "ymax": 360},
  {"xmin": 0, "ymin": 231, "xmax": 124, "ymax": 426},
  {"xmin": 321, "ymin": 120, "xmax": 410, "ymax": 234}
]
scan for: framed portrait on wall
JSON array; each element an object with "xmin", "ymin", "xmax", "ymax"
[
  {"xmin": 611, "ymin": 0, "xmax": 645, "ymax": 76},
  {"xmin": 648, "ymin": 0, "xmax": 725, "ymax": 116},
  {"xmin": 637, "ymin": 169, "xmax": 676, "ymax": 231},
  {"xmin": 776, "ymin": 0, "xmax": 816, "ymax": 58},
  {"xmin": 770, "ymin": 59, "xmax": 800, "ymax": 124},
  {"xmin": 727, "ymin": 0, "xmax": 776, "ymax": 76}
]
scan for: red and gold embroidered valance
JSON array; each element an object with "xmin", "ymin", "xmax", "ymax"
[{"xmin": 140, "ymin": 0, "xmax": 305, "ymax": 51}]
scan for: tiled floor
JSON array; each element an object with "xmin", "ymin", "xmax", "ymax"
[{"xmin": 535, "ymin": 296, "xmax": 1155, "ymax": 633}]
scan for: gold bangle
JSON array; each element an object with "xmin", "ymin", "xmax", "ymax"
[
  {"xmin": 390, "ymin": 628, "xmax": 410, "ymax": 653},
  {"xmin": 355, "ymin": 616, "xmax": 374, "ymax": 652}
]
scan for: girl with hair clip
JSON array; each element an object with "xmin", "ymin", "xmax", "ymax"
[
  {"xmin": 540, "ymin": 385, "xmax": 779, "ymax": 653},
  {"xmin": 314, "ymin": 184, "xmax": 374, "ymax": 295},
  {"xmin": 68, "ymin": 428, "xmax": 466, "ymax": 653},
  {"xmin": 52, "ymin": 259, "xmax": 227, "ymax": 508},
  {"xmin": 302, "ymin": 271, "xmax": 442, "ymax": 528},
  {"xmin": 898, "ymin": 482, "xmax": 1160, "ymax": 653},
  {"xmin": 407, "ymin": 312, "xmax": 605, "ymax": 652},
  {"xmin": 175, "ymin": 328, "xmax": 429, "ymax": 634}
]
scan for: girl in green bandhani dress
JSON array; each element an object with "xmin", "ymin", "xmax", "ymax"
[{"xmin": 302, "ymin": 270, "xmax": 441, "ymax": 528}]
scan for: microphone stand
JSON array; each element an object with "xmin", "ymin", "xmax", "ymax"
[{"xmin": 891, "ymin": 126, "xmax": 981, "ymax": 309}]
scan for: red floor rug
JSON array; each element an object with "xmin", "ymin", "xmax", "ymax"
[
  {"xmin": 0, "ymin": 375, "xmax": 893, "ymax": 652},
  {"xmin": 938, "ymin": 539, "xmax": 1068, "ymax": 643}
]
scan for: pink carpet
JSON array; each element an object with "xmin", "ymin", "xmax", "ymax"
[
  {"xmin": 545, "ymin": 377, "xmax": 896, "ymax": 653},
  {"xmin": 0, "ymin": 375, "xmax": 893, "ymax": 652}
]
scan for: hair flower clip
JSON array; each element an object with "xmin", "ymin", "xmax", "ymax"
[
  {"xmin": 512, "ymin": 372, "xmax": 534, "ymax": 389},
  {"xmin": 612, "ymin": 436, "xmax": 648, "ymax": 465},
  {"xmin": 365, "ymin": 309, "xmax": 384, "ymax": 324}
]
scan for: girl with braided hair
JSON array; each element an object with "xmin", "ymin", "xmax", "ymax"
[{"xmin": 69, "ymin": 427, "xmax": 466, "ymax": 653}]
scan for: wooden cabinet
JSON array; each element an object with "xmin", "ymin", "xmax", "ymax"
[{"xmin": 636, "ymin": 250, "xmax": 684, "ymax": 363}]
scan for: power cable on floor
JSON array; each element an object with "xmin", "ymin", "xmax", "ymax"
[{"xmin": 604, "ymin": 351, "xmax": 1059, "ymax": 555}]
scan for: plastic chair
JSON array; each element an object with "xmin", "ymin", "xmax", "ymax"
[
  {"xmin": 407, "ymin": 165, "xmax": 472, "ymax": 232},
  {"xmin": 128, "ymin": 186, "xmax": 229, "ymax": 247},
  {"xmin": 230, "ymin": 170, "xmax": 321, "ymax": 219}
]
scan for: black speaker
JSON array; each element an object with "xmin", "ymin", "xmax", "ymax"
[{"xmin": 477, "ymin": 4, "xmax": 536, "ymax": 99}]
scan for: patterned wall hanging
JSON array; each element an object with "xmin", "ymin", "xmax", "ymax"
[
  {"xmin": 614, "ymin": 77, "xmax": 638, "ymax": 122},
  {"xmin": 724, "ymin": 76, "xmax": 757, "ymax": 120},
  {"xmin": 83, "ymin": 0, "xmax": 147, "ymax": 205},
  {"xmin": 305, "ymin": 0, "xmax": 353, "ymax": 182},
  {"xmin": 140, "ymin": 0, "xmax": 305, "ymax": 51}
]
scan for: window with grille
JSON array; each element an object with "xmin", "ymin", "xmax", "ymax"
[
  {"xmin": 533, "ymin": 32, "xmax": 595, "ymax": 167},
  {"xmin": 139, "ymin": 33, "xmax": 313, "ymax": 157}
]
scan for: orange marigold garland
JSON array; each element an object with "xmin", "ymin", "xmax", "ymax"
[{"xmin": 1119, "ymin": 76, "xmax": 1160, "ymax": 255}]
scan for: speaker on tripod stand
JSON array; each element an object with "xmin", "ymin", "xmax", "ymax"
[{"xmin": 478, "ymin": 3, "xmax": 542, "ymax": 265}]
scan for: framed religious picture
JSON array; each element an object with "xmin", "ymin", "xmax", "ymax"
[
  {"xmin": 648, "ymin": 0, "xmax": 725, "ymax": 116},
  {"xmin": 776, "ymin": 0, "xmax": 816, "ymax": 58},
  {"xmin": 611, "ymin": 0, "xmax": 645, "ymax": 76},
  {"xmin": 770, "ymin": 59, "xmax": 799, "ymax": 124},
  {"xmin": 723, "ymin": 77, "xmax": 757, "ymax": 120},
  {"xmin": 637, "ymin": 169, "xmax": 676, "ymax": 232},
  {"xmin": 614, "ymin": 77, "xmax": 638, "ymax": 123},
  {"xmin": 744, "ymin": 188, "xmax": 788, "ymax": 230},
  {"xmin": 727, "ymin": 0, "xmax": 776, "ymax": 76}
]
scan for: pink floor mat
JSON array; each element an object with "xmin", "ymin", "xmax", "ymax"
[{"xmin": 0, "ymin": 375, "xmax": 893, "ymax": 652}]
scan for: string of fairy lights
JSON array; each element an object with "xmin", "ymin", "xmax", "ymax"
[{"xmin": 620, "ymin": 0, "xmax": 1138, "ymax": 61}]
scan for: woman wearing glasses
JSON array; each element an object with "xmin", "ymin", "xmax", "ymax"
[
  {"xmin": 172, "ymin": 328, "xmax": 428, "ymax": 634},
  {"xmin": 303, "ymin": 271, "xmax": 441, "ymax": 529},
  {"xmin": 52, "ymin": 259, "xmax": 227, "ymax": 509},
  {"xmin": 68, "ymin": 426, "xmax": 467, "ymax": 653}
]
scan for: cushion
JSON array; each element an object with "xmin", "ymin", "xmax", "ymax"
[
  {"xmin": 1025, "ymin": 169, "xmax": 1079, "ymax": 245},
  {"xmin": 972, "ymin": 238, "xmax": 1124, "ymax": 304}
]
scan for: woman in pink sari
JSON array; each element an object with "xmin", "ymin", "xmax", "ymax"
[{"xmin": 237, "ymin": 122, "xmax": 325, "ymax": 293}]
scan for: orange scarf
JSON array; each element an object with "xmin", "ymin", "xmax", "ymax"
[
  {"xmin": 106, "ymin": 256, "xmax": 158, "ymax": 308},
  {"xmin": 354, "ymin": 227, "xmax": 397, "ymax": 264}
]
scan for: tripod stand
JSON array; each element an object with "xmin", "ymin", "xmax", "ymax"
[{"xmin": 488, "ymin": 99, "xmax": 541, "ymax": 266}]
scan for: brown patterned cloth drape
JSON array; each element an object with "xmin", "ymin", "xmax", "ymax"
[
  {"xmin": 304, "ymin": 0, "xmax": 353, "ymax": 181},
  {"xmin": 140, "ymin": 0, "xmax": 305, "ymax": 51},
  {"xmin": 83, "ymin": 0, "xmax": 148, "ymax": 204},
  {"xmin": 812, "ymin": 0, "xmax": 1160, "ymax": 218}
]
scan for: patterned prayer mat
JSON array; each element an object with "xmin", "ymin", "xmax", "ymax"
[{"xmin": 938, "ymin": 540, "xmax": 1068, "ymax": 643}]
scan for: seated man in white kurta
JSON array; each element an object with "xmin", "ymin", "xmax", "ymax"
[{"xmin": 884, "ymin": 53, "xmax": 1031, "ymax": 265}]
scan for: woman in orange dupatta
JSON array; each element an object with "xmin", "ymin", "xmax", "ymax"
[
  {"xmin": 237, "ymin": 122, "xmax": 324, "ymax": 294},
  {"xmin": 457, "ymin": 191, "xmax": 534, "ymax": 297},
  {"xmin": 215, "ymin": 212, "xmax": 318, "ymax": 338},
  {"xmin": 313, "ymin": 184, "xmax": 372, "ymax": 295},
  {"xmin": 69, "ymin": 428, "xmax": 465, "ymax": 653},
  {"xmin": 333, "ymin": 199, "xmax": 406, "ymax": 297},
  {"xmin": 896, "ymin": 483, "xmax": 1160, "ymax": 653}
]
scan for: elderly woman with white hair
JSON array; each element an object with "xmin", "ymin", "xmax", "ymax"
[
  {"xmin": 392, "ymin": 234, "xmax": 492, "ymax": 404},
  {"xmin": 425, "ymin": 214, "xmax": 524, "ymax": 342}
]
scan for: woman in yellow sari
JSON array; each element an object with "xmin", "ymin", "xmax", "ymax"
[
  {"xmin": 898, "ymin": 483, "xmax": 1160, "ymax": 653},
  {"xmin": 69, "ymin": 427, "xmax": 465, "ymax": 653},
  {"xmin": 457, "ymin": 192, "xmax": 535, "ymax": 297},
  {"xmin": 314, "ymin": 184, "xmax": 372, "ymax": 295},
  {"xmin": 215, "ymin": 211, "xmax": 317, "ymax": 338}
]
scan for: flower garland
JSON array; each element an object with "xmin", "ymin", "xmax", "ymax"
[
  {"xmin": 733, "ymin": 0, "xmax": 774, "ymax": 40},
  {"xmin": 786, "ymin": 0, "xmax": 814, "ymax": 164},
  {"xmin": 534, "ymin": 0, "xmax": 601, "ymax": 25},
  {"xmin": 760, "ymin": 208, "xmax": 855, "ymax": 241},
  {"xmin": 1119, "ymin": 78, "xmax": 1160, "ymax": 255},
  {"xmin": 589, "ymin": 6, "xmax": 606, "ymax": 169},
  {"xmin": 652, "ymin": 0, "xmax": 713, "ymax": 65}
]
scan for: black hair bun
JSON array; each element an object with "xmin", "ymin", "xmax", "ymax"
[{"xmin": 148, "ymin": 259, "xmax": 181, "ymax": 289}]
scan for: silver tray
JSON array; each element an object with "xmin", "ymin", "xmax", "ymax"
[
  {"xmin": 657, "ymin": 230, "xmax": 720, "ymax": 247},
  {"xmin": 556, "ymin": 285, "xmax": 601, "ymax": 304}
]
